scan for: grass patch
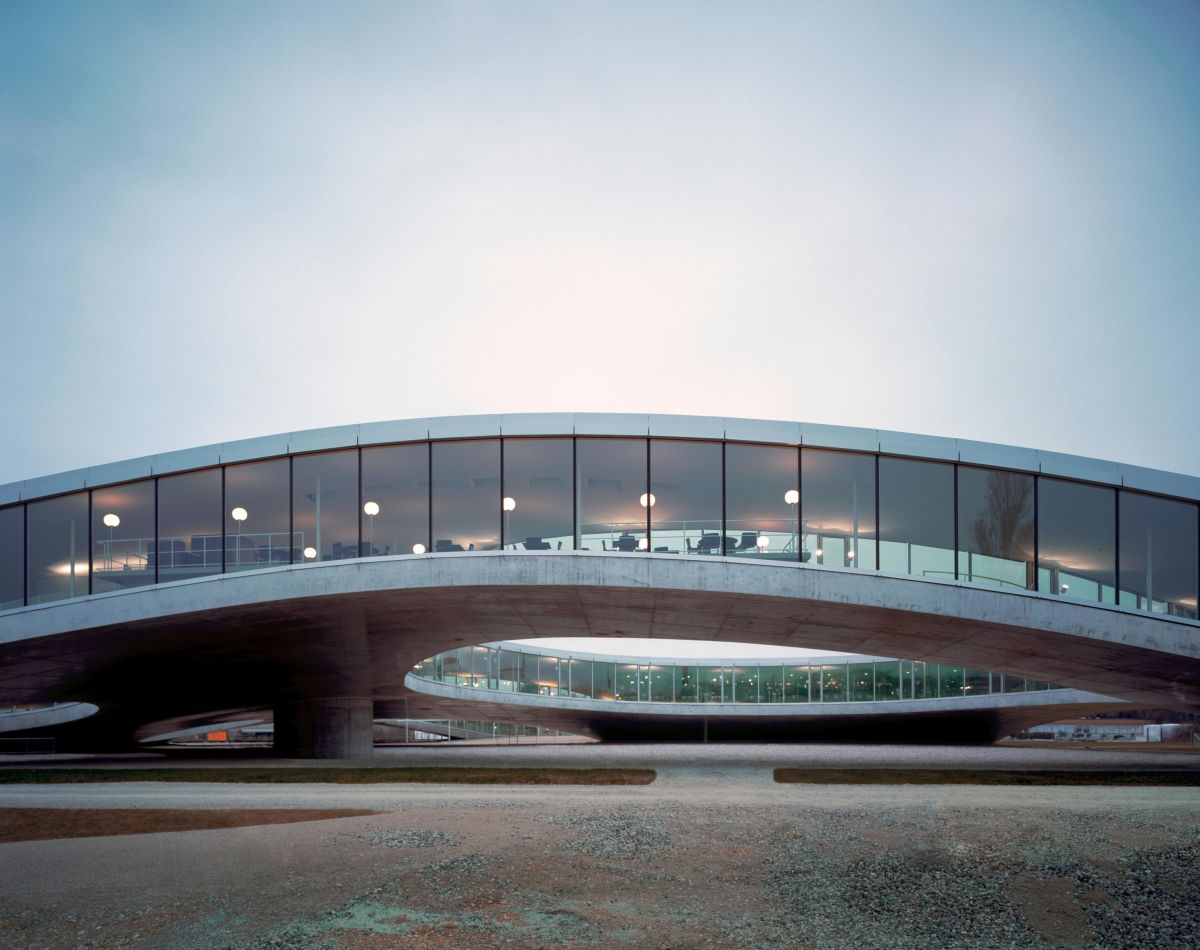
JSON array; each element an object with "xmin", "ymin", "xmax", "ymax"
[
  {"xmin": 0, "ymin": 807, "xmax": 377, "ymax": 844},
  {"xmin": 0, "ymin": 767, "xmax": 655, "ymax": 786},
  {"xmin": 774, "ymin": 768, "xmax": 1200, "ymax": 786}
]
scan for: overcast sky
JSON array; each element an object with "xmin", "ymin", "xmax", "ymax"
[{"xmin": 3, "ymin": 0, "xmax": 1199, "ymax": 491}]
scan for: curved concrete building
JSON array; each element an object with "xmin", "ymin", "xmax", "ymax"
[{"xmin": 0, "ymin": 413, "xmax": 1197, "ymax": 755}]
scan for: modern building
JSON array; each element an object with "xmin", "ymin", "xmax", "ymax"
[{"xmin": 0, "ymin": 413, "xmax": 1197, "ymax": 756}]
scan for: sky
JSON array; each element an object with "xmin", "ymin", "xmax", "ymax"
[{"xmin": 2, "ymin": 0, "xmax": 1199, "ymax": 492}]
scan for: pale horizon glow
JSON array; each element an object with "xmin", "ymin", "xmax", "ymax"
[
  {"xmin": 2, "ymin": 1, "xmax": 1198, "ymax": 486},
  {"xmin": 511, "ymin": 637, "xmax": 853, "ymax": 660}
]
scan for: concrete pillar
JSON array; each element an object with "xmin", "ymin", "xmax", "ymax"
[{"xmin": 273, "ymin": 696, "xmax": 374, "ymax": 759}]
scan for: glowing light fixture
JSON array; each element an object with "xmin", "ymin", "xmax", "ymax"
[
  {"xmin": 637, "ymin": 537, "xmax": 649, "ymax": 550},
  {"xmin": 363, "ymin": 501, "xmax": 380, "ymax": 517},
  {"xmin": 502, "ymin": 496, "xmax": 517, "ymax": 512},
  {"xmin": 303, "ymin": 546, "xmax": 317, "ymax": 560},
  {"xmin": 784, "ymin": 489, "xmax": 799, "ymax": 505},
  {"xmin": 231, "ymin": 507, "xmax": 248, "ymax": 522},
  {"xmin": 1060, "ymin": 583, "xmax": 1070, "ymax": 593},
  {"xmin": 412, "ymin": 543, "xmax": 426, "ymax": 554},
  {"xmin": 757, "ymin": 535, "xmax": 770, "ymax": 549},
  {"xmin": 102, "ymin": 513, "xmax": 120, "ymax": 528},
  {"xmin": 847, "ymin": 549, "xmax": 855, "ymax": 560},
  {"xmin": 639, "ymin": 492, "xmax": 656, "ymax": 508}
]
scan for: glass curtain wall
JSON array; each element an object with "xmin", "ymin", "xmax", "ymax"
[
  {"xmin": 784, "ymin": 665, "xmax": 810, "ymax": 702},
  {"xmin": 577, "ymin": 439, "xmax": 647, "ymax": 552},
  {"xmin": 957, "ymin": 466, "xmax": 1035, "ymax": 590},
  {"xmin": 1118, "ymin": 491, "xmax": 1199, "ymax": 619},
  {"xmin": 224, "ymin": 459, "xmax": 292, "ymax": 572},
  {"xmin": 292, "ymin": 450, "xmax": 358, "ymax": 563},
  {"xmin": 649, "ymin": 440, "xmax": 722, "ymax": 555},
  {"xmin": 431, "ymin": 440, "xmax": 500, "ymax": 552},
  {"xmin": 724, "ymin": 443, "xmax": 798, "ymax": 560},
  {"xmin": 0, "ymin": 505, "xmax": 24, "ymax": 610},
  {"xmin": 27, "ymin": 492, "xmax": 88, "ymax": 604},
  {"xmin": 1037, "ymin": 478, "xmax": 1116, "ymax": 604},
  {"xmin": 501, "ymin": 439, "xmax": 573, "ymax": 551},
  {"xmin": 802, "ymin": 450, "xmax": 877, "ymax": 569},
  {"xmin": 878, "ymin": 458, "xmax": 954, "ymax": 580},
  {"xmin": 157, "ymin": 468, "xmax": 222, "ymax": 583},
  {"xmin": 361, "ymin": 443, "xmax": 429, "ymax": 556},
  {"xmin": 91, "ymin": 480, "xmax": 156, "ymax": 593}
]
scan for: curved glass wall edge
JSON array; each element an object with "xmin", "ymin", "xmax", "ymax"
[
  {"xmin": 1, "ymin": 435, "xmax": 1196, "ymax": 622},
  {"xmin": 408, "ymin": 643, "xmax": 1063, "ymax": 703}
]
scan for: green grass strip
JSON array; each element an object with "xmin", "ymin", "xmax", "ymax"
[
  {"xmin": 0, "ymin": 767, "xmax": 655, "ymax": 786},
  {"xmin": 774, "ymin": 768, "xmax": 1200, "ymax": 786}
]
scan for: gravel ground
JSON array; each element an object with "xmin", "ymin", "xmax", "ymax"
[{"xmin": 1, "ymin": 744, "xmax": 1198, "ymax": 948}]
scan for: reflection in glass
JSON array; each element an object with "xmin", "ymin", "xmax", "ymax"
[
  {"xmin": 650, "ymin": 440, "xmax": 721, "ymax": 555},
  {"xmin": 432, "ymin": 440, "xmax": 500, "ymax": 552},
  {"xmin": 594, "ymin": 661, "xmax": 617, "ymax": 700},
  {"xmin": 519, "ymin": 653, "xmax": 539, "ymax": 694},
  {"xmin": 698, "ymin": 666, "xmax": 723, "ymax": 702},
  {"xmin": 539, "ymin": 655, "xmax": 561, "ymax": 696},
  {"xmin": 225, "ymin": 459, "xmax": 293, "ymax": 572},
  {"xmin": 849, "ymin": 662, "xmax": 874, "ymax": 701},
  {"xmin": 940, "ymin": 666, "xmax": 964, "ymax": 696},
  {"xmin": 819, "ymin": 663, "xmax": 847, "ymax": 702},
  {"xmin": 878, "ymin": 458, "xmax": 954, "ymax": 579},
  {"xmin": 649, "ymin": 664, "xmax": 673, "ymax": 701},
  {"xmin": 27, "ymin": 492, "xmax": 88, "ymax": 604},
  {"xmin": 1119, "ymin": 491, "xmax": 1199, "ymax": 619},
  {"xmin": 674, "ymin": 665, "xmax": 698, "ymax": 702},
  {"xmin": 802, "ymin": 450, "xmax": 877, "ymax": 569},
  {"xmin": 724, "ymin": 442, "xmax": 799, "ymax": 560},
  {"xmin": 92, "ymin": 480, "xmax": 156, "ymax": 593},
  {"xmin": 616, "ymin": 663, "xmax": 639, "ymax": 700},
  {"xmin": 499, "ymin": 649, "xmax": 520, "ymax": 692},
  {"xmin": 361, "ymin": 443, "xmax": 429, "ymax": 556},
  {"xmin": 784, "ymin": 665, "xmax": 810, "ymax": 702},
  {"xmin": 964, "ymin": 669, "xmax": 990, "ymax": 695},
  {"xmin": 1037, "ymin": 478, "xmax": 1116, "ymax": 604},
  {"xmin": 293, "ymin": 450, "xmax": 358, "ymax": 563},
  {"xmin": 733, "ymin": 666, "xmax": 759, "ymax": 702},
  {"xmin": 569, "ymin": 658, "xmax": 593, "ymax": 698},
  {"xmin": 912, "ymin": 661, "xmax": 927, "ymax": 699},
  {"xmin": 576, "ymin": 439, "xmax": 647, "ymax": 552},
  {"xmin": 957, "ymin": 466, "xmax": 1034, "ymax": 590},
  {"xmin": 876, "ymin": 661, "xmax": 900, "ymax": 700},
  {"xmin": 473, "ymin": 645, "xmax": 496, "ymax": 689},
  {"xmin": 501, "ymin": 439, "xmax": 573, "ymax": 551},
  {"xmin": 0, "ymin": 505, "xmax": 24, "ymax": 610},
  {"xmin": 760, "ymin": 665, "xmax": 784, "ymax": 702},
  {"xmin": 158, "ymin": 468, "xmax": 222, "ymax": 583}
]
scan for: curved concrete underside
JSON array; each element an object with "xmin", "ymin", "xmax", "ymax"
[{"xmin": 1, "ymin": 551, "xmax": 1197, "ymax": 750}]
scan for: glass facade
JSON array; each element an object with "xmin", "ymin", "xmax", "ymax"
[
  {"xmin": 0, "ymin": 505, "xmax": 24, "ymax": 610},
  {"xmin": 293, "ymin": 450, "xmax": 359, "ymax": 564},
  {"xmin": 878, "ymin": 458, "xmax": 954, "ymax": 580},
  {"xmin": 802, "ymin": 450, "xmax": 877, "ymax": 570},
  {"xmin": 415, "ymin": 647, "xmax": 1060, "ymax": 705},
  {"xmin": 361, "ymin": 442, "xmax": 429, "ymax": 556},
  {"xmin": 157, "ymin": 468, "xmax": 222, "ymax": 583},
  {"xmin": 0, "ymin": 432, "xmax": 1196, "ymax": 630},
  {"xmin": 577, "ymin": 438, "xmax": 647, "ymax": 552},
  {"xmin": 1037, "ymin": 477, "xmax": 1117, "ymax": 604},
  {"xmin": 650, "ymin": 440, "xmax": 722, "ymax": 555},
  {"xmin": 1118, "ymin": 491, "xmax": 1199, "ymax": 619},
  {"xmin": 91, "ymin": 480, "xmax": 156, "ymax": 594},
  {"xmin": 431, "ymin": 440, "xmax": 500, "ymax": 553},
  {"xmin": 725, "ymin": 442, "xmax": 798, "ymax": 560},
  {"xmin": 501, "ymin": 438, "xmax": 573, "ymax": 551},
  {"xmin": 957, "ymin": 466, "xmax": 1035, "ymax": 591},
  {"xmin": 27, "ymin": 492, "xmax": 88, "ymax": 604},
  {"xmin": 225, "ymin": 459, "xmax": 293, "ymax": 572}
]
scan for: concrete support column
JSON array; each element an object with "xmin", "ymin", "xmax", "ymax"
[{"xmin": 273, "ymin": 696, "xmax": 373, "ymax": 759}]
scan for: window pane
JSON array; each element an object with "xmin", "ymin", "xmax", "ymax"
[
  {"xmin": 1002, "ymin": 673, "xmax": 1026, "ymax": 694},
  {"xmin": 802, "ymin": 450, "xmax": 877, "ymax": 569},
  {"xmin": 92, "ymin": 480, "xmax": 155, "ymax": 593},
  {"xmin": 649, "ymin": 664, "xmax": 673, "ymax": 701},
  {"xmin": 158, "ymin": 468, "xmax": 222, "ymax": 583},
  {"xmin": 698, "ymin": 665, "xmax": 723, "ymax": 702},
  {"xmin": 784, "ymin": 665, "xmax": 810, "ymax": 702},
  {"xmin": 293, "ymin": 450, "xmax": 358, "ymax": 564},
  {"xmin": 957, "ymin": 466, "xmax": 1035, "ymax": 591},
  {"xmin": 725, "ymin": 443, "xmax": 799, "ymax": 561},
  {"xmin": 499, "ymin": 649, "xmax": 520, "ymax": 692},
  {"xmin": 225, "ymin": 459, "xmax": 292, "ymax": 572},
  {"xmin": 912, "ymin": 661, "xmax": 927, "ymax": 699},
  {"xmin": 431, "ymin": 440, "xmax": 500, "ymax": 553},
  {"xmin": 731, "ymin": 666, "xmax": 758, "ymax": 702},
  {"xmin": 818, "ymin": 663, "xmax": 847, "ymax": 702},
  {"xmin": 577, "ymin": 439, "xmax": 647, "ymax": 552},
  {"xmin": 1119, "ymin": 492, "xmax": 1198, "ymax": 619},
  {"xmin": 964, "ymin": 670, "xmax": 990, "ymax": 695},
  {"xmin": 0, "ymin": 505, "xmax": 24, "ymax": 610},
  {"xmin": 27, "ymin": 492, "xmax": 88, "ymax": 604},
  {"xmin": 519, "ymin": 653, "xmax": 539, "ymax": 694},
  {"xmin": 849, "ymin": 662, "xmax": 874, "ymax": 701},
  {"xmin": 594, "ymin": 661, "xmax": 617, "ymax": 700},
  {"xmin": 940, "ymin": 665, "xmax": 964, "ymax": 696},
  {"xmin": 361, "ymin": 443, "xmax": 429, "ymax": 557},
  {"xmin": 760, "ymin": 665, "xmax": 784, "ymax": 703},
  {"xmin": 539, "ymin": 655, "xmax": 561, "ymax": 696},
  {"xmin": 878, "ymin": 458, "xmax": 954, "ymax": 580},
  {"xmin": 472, "ymin": 645, "xmax": 495, "ymax": 689},
  {"xmin": 615, "ymin": 663, "xmax": 639, "ymax": 700},
  {"xmin": 1037, "ymin": 478, "xmax": 1116, "ymax": 604},
  {"xmin": 650, "ymin": 440, "xmax": 721, "ymax": 555},
  {"xmin": 674, "ymin": 665, "xmax": 698, "ymax": 702},
  {"xmin": 876, "ymin": 661, "xmax": 900, "ymax": 701},
  {"xmin": 502, "ymin": 438, "xmax": 573, "ymax": 551},
  {"xmin": 569, "ymin": 658, "xmax": 593, "ymax": 698}
]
